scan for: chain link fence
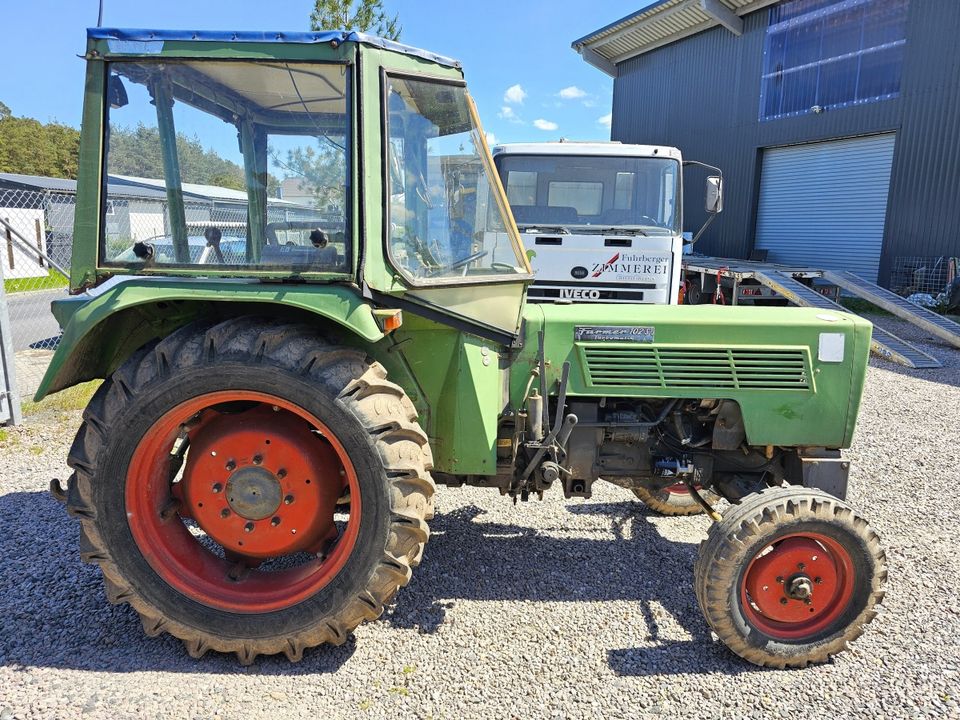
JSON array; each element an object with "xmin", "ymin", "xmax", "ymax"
[
  {"xmin": 1, "ymin": 188, "xmax": 75, "ymax": 407},
  {"xmin": 890, "ymin": 256, "xmax": 959, "ymax": 296},
  {"xmin": 0, "ymin": 181, "xmax": 328, "ymax": 412}
]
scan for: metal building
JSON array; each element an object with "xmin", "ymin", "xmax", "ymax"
[{"xmin": 574, "ymin": 0, "xmax": 960, "ymax": 289}]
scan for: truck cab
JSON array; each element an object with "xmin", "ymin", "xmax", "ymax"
[{"xmin": 492, "ymin": 141, "xmax": 685, "ymax": 304}]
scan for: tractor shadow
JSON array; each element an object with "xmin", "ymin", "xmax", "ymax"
[
  {"xmin": 0, "ymin": 489, "xmax": 759, "ymax": 676},
  {"xmin": 386, "ymin": 501, "xmax": 760, "ymax": 677},
  {"xmin": 0, "ymin": 489, "xmax": 355, "ymax": 675}
]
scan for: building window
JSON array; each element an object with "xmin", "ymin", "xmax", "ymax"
[{"xmin": 760, "ymin": 0, "xmax": 909, "ymax": 121}]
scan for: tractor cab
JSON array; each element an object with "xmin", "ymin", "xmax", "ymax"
[{"xmin": 73, "ymin": 29, "xmax": 532, "ymax": 340}]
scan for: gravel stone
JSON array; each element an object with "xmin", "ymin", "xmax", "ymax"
[{"xmin": 0, "ymin": 312, "xmax": 958, "ymax": 719}]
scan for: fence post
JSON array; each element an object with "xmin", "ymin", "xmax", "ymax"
[
  {"xmin": 0, "ymin": 251, "xmax": 23, "ymax": 426},
  {"xmin": 35, "ymin": 218, "xmax": 45, "ymax": 267},
  {"xmin": 4, "ymin": 217, "xmax": 13, "ymax": 271}
]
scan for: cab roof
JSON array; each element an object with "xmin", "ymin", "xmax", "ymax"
[{"xmin": 87, "ymin": 27, "xmax": 460, "ymax": 68}]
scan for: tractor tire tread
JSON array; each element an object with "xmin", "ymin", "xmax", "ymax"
[
  {"xmin": 693, "ymin": 486, "xmax": 886, "ymax": 668},
  {"xmin": 65, "ymin": 318, "xmax": 434, "ymax": 665}
]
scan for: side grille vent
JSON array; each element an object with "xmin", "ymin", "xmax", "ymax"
[{"xmin": 581, "ymin": 346, "xmax": 811, "ymax": 390}]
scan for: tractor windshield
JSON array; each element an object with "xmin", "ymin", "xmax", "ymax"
[
  {"xmin": 385, "ymin": 75, "xmax": 529, "ymax": 284},
  {"xmin": 497, "ymin": 154, "xmax": 681, "ymax": 234},
  {"xmin": 101, "ymin": 60, "xmax": 351, "ymax": 274}
]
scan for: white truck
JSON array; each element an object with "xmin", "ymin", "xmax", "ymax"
[{"xmin": 491, "ymin": 141, "xmax": 721, "ymax": 305}]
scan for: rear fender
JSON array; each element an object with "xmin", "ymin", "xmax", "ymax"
[{"xmin": 35, "ymin": 278, "xmax": 384, "ymax": 400}]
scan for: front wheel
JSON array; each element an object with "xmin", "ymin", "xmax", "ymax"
[
  {"xmin": 65, "ymin": 318, "xmax": 434, "ymax": 664},
  {"xmin": 694, "ymin": 486, "xmax": 886, "ymax": 668}
]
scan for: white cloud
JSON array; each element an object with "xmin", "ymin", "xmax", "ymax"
[
  {"xmin": 558, "ymin": 85, "xmax": 587, "ymax": 100},
  {"xmin": 503, "ymin": 84, "xmax": 527, "ymax": 104},
  {"xmin": 533, "ymin": 118, "xmax": 559, "ymax": 131},
  {"xmin": 486, "ymin": 131, "xmax": 498, "ymax": 147},
  {"xmin": 598, "ymin": 113, "xmax": 612, "ymax": 128},
  {"xmin": 498, "ymin": 105, "xmax": 523, "ymax": 124}
]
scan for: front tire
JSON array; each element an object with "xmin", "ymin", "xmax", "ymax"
[
  {"xmin": 694, "ymin": 486, "xmax": 886, "ymax": 668},
  {"xmin": 66, "ymin": 318, "xmax": 434, "ymax": 664}
]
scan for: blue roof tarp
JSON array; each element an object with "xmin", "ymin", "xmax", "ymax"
[{"xmin": 87, "ymin": 28, "xmax": 460, "ymax": 69}]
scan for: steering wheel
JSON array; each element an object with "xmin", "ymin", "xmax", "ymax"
[{"xmin": 425, "ymin": 249, "xmax": 489, "ymax": 278}]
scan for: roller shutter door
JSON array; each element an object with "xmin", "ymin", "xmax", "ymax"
[{"xmin": 755, "ymin": 133, "xmax": 895, "ymax": 282}]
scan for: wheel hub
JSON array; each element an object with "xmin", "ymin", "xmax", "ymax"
[
  {"xmin": 226, "ymin": 467, "xmax": 282, "ymax": 520},
  {"xmin": 786, "ymin": 574, "xmax": 814, "ymax": 601},
  {"xmin": 179, "ymin": 405, "xmax": 344, "ymax": 560},
  {"xmin": 741, "ymin": 533, "xmax": 854, "ymax": 639}
]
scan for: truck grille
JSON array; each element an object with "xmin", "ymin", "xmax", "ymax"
[{"xmin": 580, "ymin": 346, "xmax": 811, "ymax": 390}]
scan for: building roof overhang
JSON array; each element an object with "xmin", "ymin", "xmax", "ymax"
[{"xmin": 573, "ymin": 0, "xmax": 780, "ymax": 75}]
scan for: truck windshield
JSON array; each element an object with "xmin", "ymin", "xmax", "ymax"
[
  {"xmin": 385, "ymin": 76, "xmax": 529, "ymax": 284},
  {"xmin": 496, "ymin": 154, "xmax": 680, "ymax": 234},
  {"xmin": 101, "ymin": 60, "xmax": 351, "ymax": 273}
]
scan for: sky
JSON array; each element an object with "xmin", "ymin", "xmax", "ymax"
[{"xmin": 0, "ymin": 0, "xmax": 644, "ymax": 148}]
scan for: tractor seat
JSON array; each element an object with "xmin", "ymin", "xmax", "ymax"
[{"xmin": 259, "ymin": 244, "xmax": 341, "ymax": 269}]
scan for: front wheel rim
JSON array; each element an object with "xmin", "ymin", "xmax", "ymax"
[
  {"xmin": 125, "ymin": 390, "xmax": 362, "ymax": 614},
  {"xmin": 740, "ymin": 532, "xmax": 855, "ymax": 640}
]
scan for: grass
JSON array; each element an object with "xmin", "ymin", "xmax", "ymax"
[
  {"xmin": 3, "ymin": 268, "xmax": 69, "ymax": 294},
  {"xmin": 21, "ymin": 380, "xmax": 100, "ymax": 417},
  {"xmin": 838, "ymin": 297, "xmax": 893, "ymax": 317}
]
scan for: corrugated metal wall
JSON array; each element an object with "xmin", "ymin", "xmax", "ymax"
[
  {"xmin": 755, "ymin": 133, "xmax": 896, "ymax": 281},
  {"xmin": 610, "ymin": 0, "xmax": 960, "ymax": 286}
]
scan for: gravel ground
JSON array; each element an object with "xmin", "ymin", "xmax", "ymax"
[{"xmin": 0, "ymin": 314, "xmax": 958, "ymax": 719}]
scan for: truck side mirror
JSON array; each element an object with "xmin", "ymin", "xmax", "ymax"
[{"xmin": 705, "ymin": 176, "xmax": 723, "ymax": 214}]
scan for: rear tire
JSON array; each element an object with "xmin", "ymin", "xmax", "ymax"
[
  {"xmin": 65, "ymin": 318, "xmax": 434, "ymax": 664},
  {"xmin": 694, "ymin": 486, "xmax": 886, "ymax": 668}
]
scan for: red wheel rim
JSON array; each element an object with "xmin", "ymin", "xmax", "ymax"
[
  {"xmin": 740, "ymin": 532, "xmax": 855, "ymax": 640},
  {"xmin": 665, "ymin": 483, "xmax": 698, "ymax": 496},
  {"xmin": 125, "ymin": 391, "xmax": 361, "ymax": 613}
]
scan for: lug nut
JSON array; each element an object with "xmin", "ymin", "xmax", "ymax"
[
  {"xmin": 277, "ymin": 468, "xmax": 287, "ymax": 479},
  {"xmin": 220, "ymin": 508, "xmax": 231, "ymax": 519},
  {"xmin": 271, "ymin": 516, "xmax": 281, "ymax": 527},
  {"xmin": 253, "ymin": 455, "xmax": 263, "ymax": 465},
  {"xmin": 244, "ymin": 522, "xmax": 254, "ymax": 533},
  {"xmin": 776, "ymin": 576, "xmax": 784, "ymax": 584},
  {"xmin": 814, "ymin": 577, "xmax": 823, "ymax": 584},
  {"xmin": 212, "ymin": 483, "xmax": 223, "ymax": 493},
  {"xmin": 284, "ymin": 494, "xmax": 294, "ymax": 505},
  {"xmin": 225, "ymin": 460, "xmax": 236, "ymax": 471},
  {"xmin": 780, "ymin": 597, "xmax": 788, "ymax": 605},
  {"xmin": 798, "ymin": 562, "xmax": 806, "ymax": 570}
]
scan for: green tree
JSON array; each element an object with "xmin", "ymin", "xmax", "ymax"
[
  {"xmin": 0, "ymin": 101, "xmax": 10, "ymax": 121},
  {"xmin": 0, "ymin": 115, "xmax": 80, "ymax": 178},
  {"xmin": 310, "ymin": 0, "xmax": 401, "ymax": 40},
  {"xmin": 107, "ymin": 124, "xmax": 280, "ymax": 193}
]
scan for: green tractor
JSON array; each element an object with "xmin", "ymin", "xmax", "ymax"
[{"xmin": 43, "ymin": 28, "xmax": 886, "ymax": 668}]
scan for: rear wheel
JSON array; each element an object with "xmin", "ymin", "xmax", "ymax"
[
  {"xmin": 694, "ymin": 486, "xmax": 886, "ymax": 668},
  {"xmin": 633, "ymin": 484, "xmax": 720, "ymax": 516},
  {"xmin": 66, "ymin": 318, "xmax": 434, "ymax": 664}
]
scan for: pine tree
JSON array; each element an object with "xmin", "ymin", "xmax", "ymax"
[{"xmin": 310, "ymin": 0, "xmax": 401, "ymax": 40}]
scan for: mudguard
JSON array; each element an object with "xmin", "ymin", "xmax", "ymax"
[{"xmin": 34, "ymin": 277, "xmax": 384, "ymax": 400}]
